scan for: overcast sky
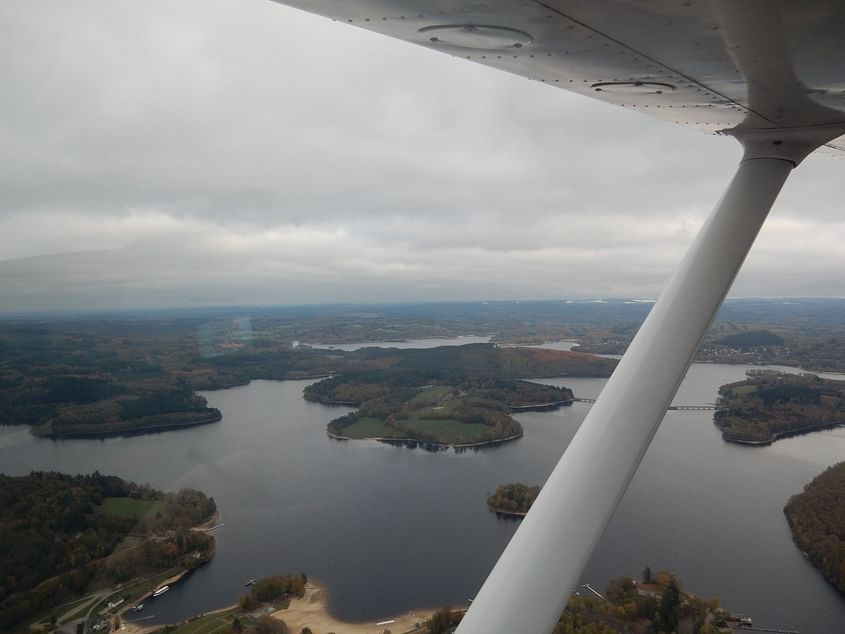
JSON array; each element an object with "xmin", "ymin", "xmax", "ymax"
[{"xmin": 1, "ymin": 0, "xmax": 844, "ymax": 313}]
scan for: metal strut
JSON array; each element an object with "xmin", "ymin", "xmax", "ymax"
[{"xmin": 456, "ymin": 153, "xmax": 794, "ymax": 633}]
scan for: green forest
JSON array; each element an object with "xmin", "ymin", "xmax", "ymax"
[
  {"xmin": 0, "ymin": 471, "xmax": 216, "ymax": 632},
  {"xmin": 715, "ymin": 329, "xmax": 785, "ymax": 349},
  {"xmin": 714, "ymin": 371, "xmax": 845, "ymax": 444},
  {"xmin": 784, "ymin": 461, "xmax": 845, "ymax": 595}
]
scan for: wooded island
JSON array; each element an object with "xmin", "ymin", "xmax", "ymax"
[
  {"xmin": 486, "ymin": 482, "xmax": 541, "ymax": 516},
  {"xmin": 714, "ymin": 371, "xmax": 845, "ymax": 444}
]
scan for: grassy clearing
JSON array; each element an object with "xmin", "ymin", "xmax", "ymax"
[
  {"xmin": 56, "ymin": 595, "xmax": 99, "ymax": 624},
  {"xmin": 61, "ymin": 602, "xmax": 94, "ymax": 624},
  {"xmin": 339, "ymin": 417, "xmax": 408, "ymax": 439},
  {"xmin": 94, "ymin": 497, "xmax": 164, "ymax": 520},
  {"xmin": 402, "ymin": 419, "xmax": 490, "ymax": 443},
  {"xmin": 341, "ymin": 416, "xmax": 493, "ymax": 444},
  {"xmin": 54, "ymin": 596, "xmax": 91, "ymax": 621},
  {"xmin": 112, "ymin": 535, "xmax": 143, "ymax": 553},
  {"xmin": 159, "ymin": 610, "xmax": 241, "ymax": 634},
  {"xmin": 417, "ymin": 400, "xmax": 461, "ymax": 416},
  {"xmin": 407, "ymin": 386, "xmax": 452, "ymax": 406}
]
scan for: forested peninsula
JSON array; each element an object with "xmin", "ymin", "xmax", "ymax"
[
  {"xmin": 784, "ymin": 462, "xmax": 845, "ymax": 595},
  {"xmin": 27, "ymin": 383, "xmax": 222, "ymax": 438},
  {"xmin": 0, "ymin": 471, "xmax": 216, "ymax": 632},
  {"xmin": 0, "ymin": 318, "xmax": 613, "ymax": 439},
  {"xmin": 306, "ymin": 344, "xmax": 589, "ymax": 446},
  {"xmin": 714, "ymin": 371, "xmax": 845, "ymax": 445}
]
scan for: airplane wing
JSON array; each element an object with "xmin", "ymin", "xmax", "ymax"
[
  {"xmin": 267, "ymin": 2, "xmax": 845, "ymax": 632},
  {"xmin": 272, "ymin": 0, "xmax": 845, "ymax": 153}
]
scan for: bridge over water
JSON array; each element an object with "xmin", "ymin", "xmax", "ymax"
[{"xmin": 573, "ymin": 398, "xmax": 717, "ymax": 411}]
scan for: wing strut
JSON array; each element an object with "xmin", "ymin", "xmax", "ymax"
[{"xmin": 456, "ymin": 151, "xmax": 795, "ymax": 633}]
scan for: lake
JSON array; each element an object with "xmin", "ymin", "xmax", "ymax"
[
  {"xmin": 1, "ymin": 343, "xmax": 843, "ymax": 632},
  {"xmin": 306, "ymin": 335, "xmax": 492, "ymax": 351}
]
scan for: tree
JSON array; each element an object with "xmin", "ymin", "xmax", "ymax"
[
  {"xmin": 426, "ymin": 607, "xmax": 462, "ymax": 633},
  {"xmin": 642, "ymin": 566, "xmax": 653, "ymax": 584},
  {"xmin": 253, "ymin": 616, "xmax": 289, "ymax": 634},
  {"xmin": 239, "ymin": 593, "xmax": 258, "ymax": 611},
  {"xmin": 657, "ymin": 577, "xmax": 681, "ymax": 633}
]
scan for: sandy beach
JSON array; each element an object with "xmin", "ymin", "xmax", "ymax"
[
  {"xmin": 271, "ymin": 583, "xmax": 440, "ymax": 634},
  {"xmin": 120, "ymin": 580, "xmax": 445, "ymax": 634}
]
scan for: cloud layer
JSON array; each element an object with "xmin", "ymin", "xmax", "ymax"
[{"xmin": 1, "ymin": 0, "xmax": 843, "ymax": 312}]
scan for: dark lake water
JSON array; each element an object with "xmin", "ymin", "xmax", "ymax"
[
  {"xmin": 1, "ymin": 349, "xmax": 843, "ymax": 632},
  {"xmin": 307, "ymin": 335, "xmax": 492, "ymax": 351}
]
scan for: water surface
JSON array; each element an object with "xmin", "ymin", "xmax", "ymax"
[
  {"xmin": 1, "ymin": 361, "xmax": 843, "ymax": 632},
  {"xmin": 306, "ymin": 335, "xmax": 491, "ymax": 351}
]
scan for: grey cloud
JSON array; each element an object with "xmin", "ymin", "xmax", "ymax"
[{"xmin": 0, "ymin": 0, "xmax": 843, "ymax": 311}]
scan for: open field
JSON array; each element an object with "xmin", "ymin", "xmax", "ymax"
[
  {"xmin": 57, "ymin": 595, "xmax": 103, "ymax": 624},
  {"xmin": 339, "ymin": 417, "xmax": 408, "ymax": 439},
  {"xmin": 407, "ymin": 386, "xmax": 452, "ymax": 406},
  {"xmin": 339, "ymin": 416, "xmax": 491, "ymax": 444},
  {"xmin": 94, "ymin": 497, "xmax": 165, "ymax": 520},
  {"xmin": 161, "ymin": 609, "xmax": 240, "ymax": 634},
  {"xmin": 402, "ymin": 419, "xmax": 490, "ymax": 443}
]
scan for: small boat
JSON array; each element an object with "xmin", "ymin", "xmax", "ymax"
[
  {"xmin": 152, "ymin": 586, "xmax": 170, "ymax": 597},
  {"xmin": 132, "ymin": 604, "xmax": 144, "ymax": 612},
  {"xmin": 244, "ymin": 579, "xmax": 257, "ymax": 587}
]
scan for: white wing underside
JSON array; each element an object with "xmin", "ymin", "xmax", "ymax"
[{"xmin": 272, "ymin": 0, "xmax": 845, "ymax": 154}]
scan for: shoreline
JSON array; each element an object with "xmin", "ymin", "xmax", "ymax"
[
  {"xmin": 271, "ymin": 581, "xmax": 442, "ymax": 634},
  {"xmin": 30, "ymin": 412, "xmax": 223, "ymax": 439},
  {"xmin": 327, "ymin": 430, "xmax": 524, "ymax": 450},
  {"xmin": 126, "ymin": 580, "xmax": 445, "ymax": 634},
  {"xmin": 509, "ymin": 398, "xmax": 574, "ymax": 412},
  {"xmin": 118, "ymin": 512, "xmax": 220, "ymax": 633},
  {"xmin": 487, "ymin": 506, "xmax": 528, "ymax": 518},
  {"xmin": 119, "ymin": 569, "xmax": 197, "ymax": 634},
  {"xmin": 721, "ymin": 421, "xmax": 844, "ymax": 446}
]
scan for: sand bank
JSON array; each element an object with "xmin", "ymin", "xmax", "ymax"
[{"xmin": 272, "ymin": 583, "xmax": 440, "ymax": 634}]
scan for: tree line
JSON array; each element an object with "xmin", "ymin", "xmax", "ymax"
[{"xmin": 784, "ymin": 461, "xmax": 845, "ymax": 595}]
